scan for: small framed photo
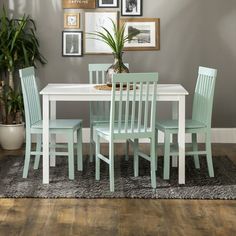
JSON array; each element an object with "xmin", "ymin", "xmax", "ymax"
[
  {"xmin": 62, "ymin": 0, "xmax": 96, "ymax": 9},
  {"xmin": 64, "ymin": 13, "xmax": 80, "ymax": 29},
  {"xmin": 62, "ymin": 31, "xmax": 83, "ymax": 57},
  {"xmin": 120, "ymin": 18, "xmax": 160, "ymax": 51},
  {"xmin": 121, "ymin": 0, "xmax": 142, "ymax": 16},
  {"xmin": 85, "ymin": 12, "xmax": 118, "ymax": 54},
  {"xmin": 98, "ymin": 0, "xmax": 119, "ymax": 8}
]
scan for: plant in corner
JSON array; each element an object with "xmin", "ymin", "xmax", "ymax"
[
  {"xmin": 88, "ymin": 19, "xmax": 140, "ymax": 86},
  {"xmin": 0, "ymin": 6, "xmax": 46, "ymax": 150}
]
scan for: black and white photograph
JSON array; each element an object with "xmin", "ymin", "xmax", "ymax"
[
  {"xmin": 62, "ymin": 31, "xmax": 83, "ymax": 57},
  {"xmin": 120, "ymin": 18, "xmax": 160, "ymax": 51},
  {"xmin": 98, "ymin": 0, "xmax": 118, "ymax": 8},
  {"xmin": 121, "ymin": 0, "xmax": 142, "ymax": 16}
]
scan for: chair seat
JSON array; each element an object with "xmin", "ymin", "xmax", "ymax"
[
  {"xmin": 32, "ymin": 119, "xmax": 82, "ymax": 130},
  {"xmin": 156, "ymin": 119, "xmax": 206, "ymax": 131}
]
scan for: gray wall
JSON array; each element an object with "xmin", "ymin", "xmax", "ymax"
[{"xmin": 1, "ymin": 0, "xmax": 236, "ymax": 127}]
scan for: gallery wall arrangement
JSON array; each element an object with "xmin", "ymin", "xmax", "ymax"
[{"xmin": 61, "ymin": 0, "xmax": 160, "ymax": 57}]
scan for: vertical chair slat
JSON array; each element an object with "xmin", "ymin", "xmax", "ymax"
[
  {"xmin": 95, "ymin": 71, "xmax": 99, "ymax": 84},
  {"xmin": 102, "ymin": 71, "xmax": 105, "ymax": 84},
  {"xmin": 137, "ymin": 82, "xmax": 143, "ymax": 132},
  {"xmin": 118, "ymin": 83, "xmax": 123, "ymax": 133},
  {"xmin": 144, "ymin": 82, "xmax": 150, "ymax": 131},
  {"xmin": 125, "ymin": 83, "xmax": 130, "ymax": 133},
  {"xmin": 131, "ymin": 82, "xmax": 136, "ymax": 132}
]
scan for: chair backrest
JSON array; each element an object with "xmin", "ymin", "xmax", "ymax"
[
  {"xmin": 88, "ymin": 63, "xmax": 129, "ymax": 84},
  {"xmin": 192, "ymin": 66, "xmax": 217, "ymax": 127},
  {"xmin": 88, "ymin": 63, "xmax": 129, "ymax": 123},
  {"xmin": 19, "ymin": 67, "xmax": 41, "ymax": 129},
  {"xmin": 110, "ymin": 73, "xmax": 158, "ymax": 137}
]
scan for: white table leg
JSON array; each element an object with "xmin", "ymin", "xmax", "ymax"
[
  {"xmin": 50, "ymin": 101, "xmax": 56, "ymax": 167},
  {"xmin": 172, "ymin": 101, "xmax": 178, "ymax": 167},
  {"xmin": 43, "ymin": 95, "xmax": 50, "ymax": 184},
  {"xmin": 178, "ymin": 96, "xmax": 185, "ymax": 184}
]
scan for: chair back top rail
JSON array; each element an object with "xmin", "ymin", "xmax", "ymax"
[
  {"xmin": 19, "ymin": 67, "xmax": 42, "ymax": 129},
  {"xmin": 110, "ymin": 73, "xmax": 158, "ymax": 136},
  {"xmin": 192, "ymin": 66, "xmax": 217, "ymax": 127}
]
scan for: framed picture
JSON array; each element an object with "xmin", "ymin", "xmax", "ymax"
[
  {"xmin": 120, "ymin": 18, "xmax": 160, "ymax": 51},
  {"xmin": 62, "ymin": 31, "xmax": 83, "ymax": 57},
  {"xmin": 64, "ymin": 13, "xmax": 80, "ymax": 29},
  {"xmin": 121, "ymin": 0, "xmax": 142, "ymax": 16},
  {"xmin": 84, "ymin": 12, "xmax": 118, "ymax": 54},
  {"xmin": 98, "ymin": 0, "xmax": 119, "ymax": 8},
  {"xmin": 62, "ymin": 0, "xmax": 96, "ymax": 9}
]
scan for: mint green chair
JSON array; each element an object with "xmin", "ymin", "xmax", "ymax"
[
  {"xmin": 94, "ymin": 72, "xmax": 159, "ymax": 192},
  {"xmin": 88, "ymin": 63, "xmax": 129, "ymax": 162},
  {"xmin": 19, "ymin": 67, "xmax": 83, "ymax": 180},
  {"xmin": 156, "ymin": 66, "xmax": 217, "ymax": 180}
]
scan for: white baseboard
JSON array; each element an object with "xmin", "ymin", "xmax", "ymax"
[{"xmin": 32, "ymin": 128, "xmax": 236, "ymax": 143}]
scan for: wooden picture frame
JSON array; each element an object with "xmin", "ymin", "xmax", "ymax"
[
  {"xmin": 98, "ymin": 0, "xmax": 119, "ymax": 8},
  {"xmin": 62, "ymin": 31, "xmax": 83, "ymax": 57},
  {"xmin": 64, "ymin": 13, "xmax": 80, "ymax": 29},
  {"xmin": 84, "ymin": 12, "xmax": 118, "ymax": 54},
  {"xmin": 62, "ymin": 0, "xmax": 96, "ymax": 9},
  {"xmin": 120, "ymin": 18, "xmax": 160, "ymax": 51},
  {"xmin": 121, "ymin": 0, "xmax": 142, "ymax": 16}
]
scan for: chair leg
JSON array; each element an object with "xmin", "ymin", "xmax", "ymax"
[
  {"xmin": 206, "ymin": 132, "xmax": 214, "ymax": 177},
  {"xmin": 125, "ymin": 139, "xmax": 129, "ymax": 161},
  {"xmin": 95, "ymin": 134, "xmax": 101, "ymax": 181},
  {"xmin": 34, "ymin": 134, "xmax": 41, "ymax": 169},
  {"xmin": 77, "ymin": 128, "xmax": 83, "ymax": 171},
  {"xmin": 68, "ymin": 131, "xmax": 75, "ymax": 180},
  {"xmin": 89, "ymin": 124, "xmax": 94, "ymax": 162},
  {"xmin": 163, "ymin": 132, "xmax": 171, "ymax": 180},
  {"xmin": 109, "ymin": 141, "xmax": 115, "ymax": 192},
  {"xmin": 192, "ymin": 133, "xmax": 200, "ymax": 169},
  {"xmin": 133, "ymin": 139, "xmax": 139, "ymax": 177},
  {"xmin": 23, "ymin": 132, "xmax": 31, "ymax": 178},
  {"xmin": 150, "ymin": 136, "xmax": 157, "ymax": 189}
]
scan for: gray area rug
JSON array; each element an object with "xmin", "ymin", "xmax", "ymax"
[{"xmin": 0, "ymin": 154, "xmax": 236, "ymax": 199}]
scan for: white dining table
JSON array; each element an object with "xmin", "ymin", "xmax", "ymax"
[{"xmin": 40, "ymin": 84, "xmax": 188, "ymax": 185}]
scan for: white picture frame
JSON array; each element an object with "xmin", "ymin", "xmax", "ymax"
[{"xmin": 84, "ymin": 12, "xmax": 118, "ymax": 54}]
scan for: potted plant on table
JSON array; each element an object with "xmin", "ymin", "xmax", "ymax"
[
  {"xmin": 88, "ymin": 19, "xmax": 140, "ymax": 86},
  {"xmin": 0, "ymin": 6, "xmax": 46, "ymax": 150}
]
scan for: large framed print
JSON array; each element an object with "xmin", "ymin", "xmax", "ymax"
[
  {"xmin": 98, "ymin": 0, "xmax": 119, "ymax": 8},
  {"xmin": 62, "ymin": 0, "xmax": 96, "ymax": 9},
  {"xmin": 85, "ymin": 12, "xmax": 118, "ymax": 54},
  {"xmin": 121, "ymin": 0, "xmax": 142, "ymax": 16},
  {"xmin": 120, "ymin": 18, "xmax": 160, "ymax": 51},
  {"xmin": 62, "ymin": 31, "xmax": 83, "ymax": 57}
]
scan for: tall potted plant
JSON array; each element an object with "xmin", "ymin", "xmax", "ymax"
[
  {"xmin": 0, "ymin": 6, "xmax": 46, "ymax": 150},
  {"xmin": 88, "ymin": 19, "xmax": 140, "ymax": 86}
]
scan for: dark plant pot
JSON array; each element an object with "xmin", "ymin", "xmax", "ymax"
[{"xmin": 106, "ymin": 52, "xmax": 129, "ymax": 87}]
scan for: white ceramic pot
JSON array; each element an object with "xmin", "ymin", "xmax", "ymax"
[{"xmin": 0, "ymin": 123, "xmax": 25, "ymax": 150}]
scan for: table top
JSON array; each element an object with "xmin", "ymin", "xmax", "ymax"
[{"xmin": 40, "ymin": 83, "xmax": 189, "ymax": 96}]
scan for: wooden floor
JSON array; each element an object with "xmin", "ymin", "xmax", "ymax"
[{"xmin": 0, "ymin": 144, "xmax": 236, "ymax": 236}]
